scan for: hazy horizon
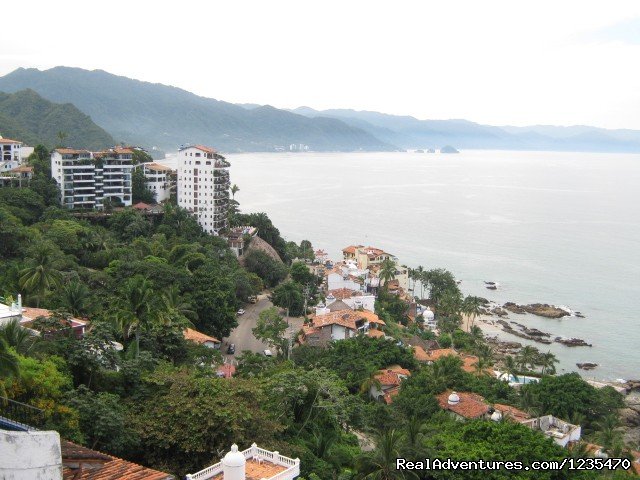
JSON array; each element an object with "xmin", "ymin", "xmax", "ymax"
[{"xmin": 2, "ymin": 1, "xmax": 640, "ymax": 130}]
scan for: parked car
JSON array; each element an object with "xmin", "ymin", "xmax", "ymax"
[
  {"xmin": 263, "ymin": 349, "xmax": 273, "ymax": 357},
  {"xmin": 227, "ymin": 343, "xmax": 236, "ymax": 354},
  {"xmin": 237, "ymin": 309, "xmax": 245, "ymax": 315}
]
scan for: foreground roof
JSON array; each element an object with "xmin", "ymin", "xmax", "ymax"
[
  {"xmin": 309, "ymin": 309, "xmax": 385, "ymax": 330},
  {"xmin": 61, "ymin": 440, "xmax": 173, "ymax": 480},
  {"xmin": 0, "ymin": 137, "xmax": 21, "ymax": 144}
]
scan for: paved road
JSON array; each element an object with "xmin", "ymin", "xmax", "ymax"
[{"xmin": 222, "ymin": 294, "xmax": 304, "ymax": 360}]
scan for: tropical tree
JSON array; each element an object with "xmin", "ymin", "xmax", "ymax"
[
  {"xmin": 355, "ymin": 429, "xmax": 417, "ymax": 480},
  {"xmin": 271, "ymin": 281, "xmax": 304, "ymax": 316},
  {"xmin": 230, "ymin": 184, "xmax": 240, "ymax": 200},
  {"xmin": 516, "ymin": 345, "xmax": 539, "ymax": 371},
  {"xmin": 0, "ymin": 338, "xmax": 20, "ymax": 398},
  {"xmin": 414, "ymin": 266, "xmax": 425, "ymax": 299},
  {"xmin": 462, "ymin": 295, "xmax": 484, "ymax": 332},
  {"xmin": 59, "ymin": 280, "xmax": 91, "ymax": 317},
  {"xmin": 539, "ymin": 351, "xmax": 559, "ymax": 375},
  {"xmin": 118, "ymin": 276, "xmax": 154, "ymax": 354},
  {"xmin": 502, "ymin": 355, "xmax": 519, "ymax": 383},
  {"xmin": 19, "ymin": 244, "xmax": 63, "ymax": 307},
  {"xmin": 0, "ymin": 319, "xmax": 39, "ymax": 356},
  {"xmin": 253, "ymin": 307, "xmax": 289, "ymax": 356},
  {"xmin": 379, "ymin": 259, "xmax": 397, "ymax": 290}
]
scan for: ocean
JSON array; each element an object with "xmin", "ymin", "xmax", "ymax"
[{"xmin": 165, "ymin": 150, "xmax": 640, "ymax": 381}]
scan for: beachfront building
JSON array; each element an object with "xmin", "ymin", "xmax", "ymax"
[
  {"xmin": 51, "ymin": 147, "xmax": 134, "ymax": 209},
  {"xmin": 141, "ymin": 161, "xmax": 175, "ymax": 203},
  {"xmin": 227, "ymin": 226, "xmax": 258, "ymax": 257},
  {"xmin": 177, "ymin": 145, "xmax": 230, "ymax": 235},
  {"xmin": 186, "ymin": 443, "xmax": 300, "ymax": 480},
  {"xmin": 0, "ymin": 165, "xmax": 34, "ymax": 187}
]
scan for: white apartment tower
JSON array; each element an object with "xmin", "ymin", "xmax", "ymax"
[
  {"xmin": 178, "ymin": 145, "xmax": 230, "ymax": 235},
  {"xmin": 140, "ymin": 162, "xmax": 175, "ymax": 203},
  {"xmin": 1, "ymin": 137, "xmax": 23, "ymax": 172},
  {"xmin": 51, "ymin": 147, "xmax": 134, "ymax": 209}
]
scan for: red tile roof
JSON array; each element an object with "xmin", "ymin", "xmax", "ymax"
[
  {"xmin": 413, "ymin": 345, "xmax": 430, "ymax": 362},
  {"xmin": 328, "ymin": 288, "xmax": 360, "ymax": 300},
  {"xmin": 0, "ymin": 138, "xmax": 21, "ymax": 144},
  {"xmin": 193, "ymin": 145, "xmax": 217, "ymax": 154},
  {"xmin": 132, "ymin": 202, "xmax": 151, "ymax": 210},
  {"xmin": 8, "ymin": 166, "xmax": 33, "ymax": 173},
  {"xmin": 437, "ymin": 390, "xmax": 490, "ymax": 419},
  {"xmin": 309, "ymin": 309, "xmax": 385, "ymax": 330},
  {"xmin": 20, "ymin": 307, "xmax": 87, "ymax": 328},
  {"xmin": 216, "ymin": 363, "xmax": 236, "ymax": 378},
  {"xmin": 61, "ymin": 440, "xmax": 173, "ymax": 480},
  {"xmin": 144, "ymin": 162, "xmax": 174, "ymax": 172},
  {"xmin": 342, "ymin": 245, "xmax": 363, "ymax": 254},
  {"xmin": 374, "ymin": 366, "xmax": 411, "ymax": 387}
]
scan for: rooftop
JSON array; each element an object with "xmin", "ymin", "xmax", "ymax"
[
  {"xmin": 421, "ymin": 348, "xmax": 458, "ymax": 362},
  {"xmin": 437, "ymin": 390, "xmax": 490, "ymax": 419},
  {"xmin": 184, "ymin": 327, "xmax": 220, "ymax": 345},
  {"xmin": 143, "ymin": 162, "xmax": 174, "ymax": 172},
  {"xmin": 187, "ymin": 443, "xmax": 300, "ymax": 480},
  {"xmin": 374, "ymin": 366, "xmax": 411, "ymax": 387},
  {"xmin": 0, "ymin": 138, "xmax": 21, "ymax": 144},
  {"xmin": 494, "ymin": 403, "xmax": 531, "ymax": 422},
  {"xmin": 61, "ymin": 440, "xmax": 173, "ymax": 480},
  {"xmin": 308, "ymin": 309, "xmax": 385, "ymax": 330}
]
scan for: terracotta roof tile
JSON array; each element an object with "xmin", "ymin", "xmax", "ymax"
[
  {"xmin": 61, "ymin": 440, "xmax": 173, "ymax": 480},
  {"xmin": 413, "ymin": 345, "xmax": 430, "ymax": 362},
  {"xmin": 328, "ymin": 288, "xmax": 360, "ymax": 300},
  {"xmin": 144, "ymin": 162, "xmax": 174, "ymax": 172},
  {"xmin": 374, "ymin": 366, "xmax": 411, "ymax": 386},
  {"xmin": 437, "ymin": 390, "xmax": 490, "ymax": 419},
  {"xmin": 55, "ymin": 148, "xmax": 91, "ymax": 155},
  {"xmin": 0, "ymin": 138, "xmax": 21, "ymax": 144},
  {"xmin": 309, "ymin": 309, "xmax": 385, "ymax": 330},
  {"xmin": 367, "ymin": 329, "xmax": 385, "ymax": 338}
]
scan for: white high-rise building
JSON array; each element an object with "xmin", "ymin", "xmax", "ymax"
[
  {"xmin": 177, "ymin": 145, "xmax": 230, "ymax": 235},
  {"xmin": 51, "ymin": 147, "xmax": 134, "ymax": 209}
]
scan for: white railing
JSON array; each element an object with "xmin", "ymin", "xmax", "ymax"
[{"xmin": 186, "ymin": 444, "xmax": 300, "ymax": 480}]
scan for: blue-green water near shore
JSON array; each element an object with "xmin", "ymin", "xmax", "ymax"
[{"xmin": 169, "ymin": 150, "xmax": 640, "ymax": 380}]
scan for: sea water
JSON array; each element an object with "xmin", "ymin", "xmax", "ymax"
[{"xmin": 166, "ymin": 150, "xmax": 640, "ymax": 380}]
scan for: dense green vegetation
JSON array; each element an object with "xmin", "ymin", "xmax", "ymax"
[
  {"xmin": 0, "ymin": 89, "xmax": 114, "ymax": 150},
  {"xmin": 0, "ymin": 161, "xmax": 633, "ymax": 480}
]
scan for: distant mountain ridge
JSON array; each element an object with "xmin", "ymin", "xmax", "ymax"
[
  {"xmin": 0, "ymin": 67, "xmax": 395, "ymax": 152},
  {"xmin": 291, "ymin": 107, "xmax": 640, "ymax": 153},
  {"xmin": 0, "ymin": 89, "xmax": 114, "ymax": 150}
]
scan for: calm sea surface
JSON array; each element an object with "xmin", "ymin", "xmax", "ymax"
[{"xmin": 166, "ymin": 150, "xmax": 640, "ymax": 380}]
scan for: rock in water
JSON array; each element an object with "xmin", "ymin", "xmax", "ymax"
[{"xmin": 440, "ymin": 145, "xmax": 459, "ymax": 154}]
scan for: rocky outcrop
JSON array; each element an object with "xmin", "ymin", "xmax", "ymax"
[
  {"xmin": 555, "ymin": 337, "xmax": 592, "ymax": 347},
  {"xmin": 502, "ymin": 303, "xmax": 569, "ymax": 318},
  {"xmin": 576, "ymin": 362, "xmax": 598, "ymax": 370}
]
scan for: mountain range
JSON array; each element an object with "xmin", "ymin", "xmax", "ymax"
[
  {"xmin": 2, "ymin": 66, "xmax": 640, "ymax": 153},
  {"xmin": 0, "ymin": 89, "xmax": 114, "ymax": 150},
  {"xmin": 0, "ymin": 67, "xmax": 392, "ymax": 152}
]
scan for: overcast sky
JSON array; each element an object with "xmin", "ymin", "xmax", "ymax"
[{"xmin": 2, "ymin": 1, "xmax": 640, "ymax": 129}]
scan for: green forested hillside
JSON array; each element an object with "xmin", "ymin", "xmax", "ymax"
[
  {"xmin": 0, "ymin": 67, "xmax": 395, "ymax": 152},
  {"xmin": 0, "ymin": 89, "xmax": 115, "ymax": 150}
]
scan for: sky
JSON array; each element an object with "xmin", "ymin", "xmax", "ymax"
[{"xmin": 2, "ymin": 1, "xmax": 640, "ymax": 129}]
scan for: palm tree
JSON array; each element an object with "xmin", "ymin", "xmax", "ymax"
[
  {"xmin": 502, "ymin": 355, "xmax": 519, "ymax": 383},
  {"xmin": 59, "ymin": 280, "xmax": 91, "ymax": 317},
  {"xmin": 379, "ymin": 259, "xmax": 397, "ymax": 290},
  {"xmin": 156, "ymin": 286, "xmax": 197, "ymax": 326},
  {"xmin": 19, "ymin": 245, "xmax": 62, "ymax": 307},
  {"xmin": 355, "ymin": 429, "xmax": 417, "ymax": 480},
  {"xmin": 539, "ymin": 351, "xmax": 559, "ymax": 375},
  {"xmin": 595, "ymin": 414, "xmax": 624, "ymax": 456},
  {"xmin": 0, "ymin": 338, "xmax": 20, "ymax": 399},
  {"xmin": 0, "ymin": 319, "xmax": 38, "ymax": 356},
  {"xmin": 119, "ymin": 276, "xmax": 153, "ymax": 354},
  {"xmin": 462, "ymin": 296, "xmax": 483, "ymax": 332},
  {"xmin": 516, "ymin": 345, "xmax": 539, "ymax": 371},
  {"xmin": 438, "ymin": 290, "xmax": 462, "ymax": 319},
  {"xmin": 469, "ymin": 325, "xmax": 484, "ymax": 345},
  {"xmin": 360, "ymin": 374, "xmax": 382, "ymax": 397},
  {"xmin": 230, "ymin": 184, "xmax": 240, "ymax": 200}
]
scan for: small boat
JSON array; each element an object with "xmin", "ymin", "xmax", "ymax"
[
  {"xmin": 484, "ymin": 281, "xmax": 496, "ymax": 285},
  {"xmin": 486, "ymin": 285, "xmax": 497, "ymax": 290}
]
